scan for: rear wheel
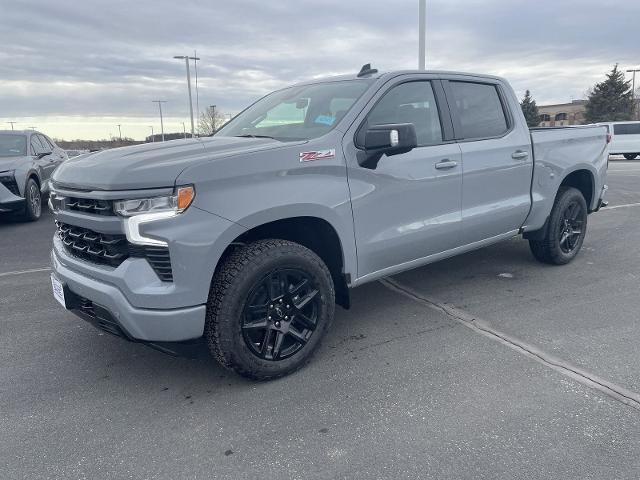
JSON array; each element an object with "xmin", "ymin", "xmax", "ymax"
[
  {"xmin": 623, "ymin": 153, "xmax": 639, "ymax": 160},
  {"xmin": 23, "ymin": 178, "xmax": 42, "ymax": 221},
  {"xmin": 205, "ymin": 239, "xmax": 335, "ymax": 380},
  {"xmin": 529, "ymin": 186, "xmax": 587, "ymax": 265}
]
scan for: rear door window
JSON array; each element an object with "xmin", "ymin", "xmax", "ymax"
[
  {"xmin": 613, "ymin": 123, "xmax": 640, "ymax": 135},
  {"xmin": 448, "ymin": 81, "xmax": 509, "ymax": 139}
]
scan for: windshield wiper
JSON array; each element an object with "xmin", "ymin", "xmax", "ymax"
[{"xmin": 233, "ymin": 134, "xmax": 277, "ymax": 140}]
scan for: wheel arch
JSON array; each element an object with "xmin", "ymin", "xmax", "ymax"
[
  {"xmin": 216, "ymin": 213, "xmax": 352, "ymax": 309},
  {"xmin": 559, "ymin": 168, "xmax": 595, "ymax": 211}
]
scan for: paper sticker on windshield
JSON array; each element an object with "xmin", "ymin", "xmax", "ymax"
[
  {"xmin": 299, "ymin": 149, "xmax": 336, "ymax": 162},
  {"xmin": 314, "ymin": 115, "xmax": 336, "ymax": 126}
]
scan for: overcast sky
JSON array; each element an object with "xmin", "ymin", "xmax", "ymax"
[{"xmin": 1, "ymin": 0, "xmax": 639, "ymax": 140}]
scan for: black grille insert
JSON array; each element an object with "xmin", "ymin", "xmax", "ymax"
[
  {"xmin": 66, "ymin": 197, "xmax": 114, "ymax": 216},
  {"xmin": 56, "ymin": 221, "xmax": 173, "ymax": 281}
]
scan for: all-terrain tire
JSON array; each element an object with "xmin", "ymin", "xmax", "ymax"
[
  {"xmin": 205, "ymin": 239, "xmax": 335, "ymax": 380},
  {"xmin": 528, "ymin": 186, "xmax": 587, "ymax": 265}
]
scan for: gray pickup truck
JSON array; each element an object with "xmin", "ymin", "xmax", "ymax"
[{"xmin": 49, "ymin": 66, "xmax": 608, "ymax": 379}]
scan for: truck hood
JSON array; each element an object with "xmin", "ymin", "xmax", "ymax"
[
  {"xmin": 52, "ymin": 136, "xmax": 297, "ymax": 191},
  {"xmin": 0, "ymin": 156, "xmax": 28, "ymax": 172}
]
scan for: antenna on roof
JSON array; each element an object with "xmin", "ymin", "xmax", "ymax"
[{"xmin": 357, "ymin": 63, "xmax": 378, "ymax": 77}]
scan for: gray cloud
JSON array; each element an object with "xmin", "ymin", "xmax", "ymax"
[{"xmin": 1, "ymin": 0, "xmax": 638, "ymax": 138}]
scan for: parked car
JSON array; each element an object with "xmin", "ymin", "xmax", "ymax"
[
  {"xmin": 49, "ymin": 67, "xmax": 608, "ymax": 380},
  {"xmin": 0, "ymin": 130, "xmax": 68, "ymax": 220},
  {"xmin": 597, "ymin": 121, "xmax": 640, "ymax": 159}
]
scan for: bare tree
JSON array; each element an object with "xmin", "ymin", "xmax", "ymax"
[{"xmin": 198, "ymin": 106, "xmax": 227, "ymax": 136}]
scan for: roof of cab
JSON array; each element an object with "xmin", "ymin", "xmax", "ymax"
[{"xmin": 292, "ymin": 69, "xmax": 507, "ymax": 87}]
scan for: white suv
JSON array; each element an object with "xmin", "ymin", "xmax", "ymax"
[{"xmin": 598, "ymin": 121, "xmax": 640, "ymax": 159}]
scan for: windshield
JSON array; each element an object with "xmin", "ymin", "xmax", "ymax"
[
  {"xmin": 0, "ymin": 134, "xmax": 27, "ymax": 157},
  {"xmin": 216, "ymin": 80, "xmax": 373, "ymax": 141}
]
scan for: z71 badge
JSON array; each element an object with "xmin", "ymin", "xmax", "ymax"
[{"xmin": 299, "ymin": 149, "xmax": 336, "ymax": 162}]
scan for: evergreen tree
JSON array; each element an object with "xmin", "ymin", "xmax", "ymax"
[
  {"xmin": 585, "ymin": 64, "xmax": 634, "ymax": 123},
  {"xmin": 520, "ymin": 90, "xmax": 540, "ymax": 127}
]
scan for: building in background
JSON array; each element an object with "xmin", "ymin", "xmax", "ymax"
[{"xmin": 538, "ymin": 100, "xmax": 587, "ymax": 127}]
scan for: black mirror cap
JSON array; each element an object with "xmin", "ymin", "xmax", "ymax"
[
  {"xmin": 358, "ymin": 123, "xmax": 418, "ymax": 169},
  {"xmin": 363, "ymin": 123, "xmax": 418, "ymax": 154}
]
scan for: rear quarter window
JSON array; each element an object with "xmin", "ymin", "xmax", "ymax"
[
  {"xmin": 613, "ymin": 123, "xmax": 640, "ymax": 135},
  {"xmin": 449, "ymin": 81, "xmax": 509, "ymax": 139}
]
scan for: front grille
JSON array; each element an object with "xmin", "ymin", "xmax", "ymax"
[
  {"xmin": 56, "ymin": 221, "xmax": 173, "ymax": 281},
  {"xmin": 56, "ymin": 222, "xmax": 128, "ymax": 267},
  {"xmin": 1, "ymin": 178, "xmax": 20, "ymax": 196},
  {"xmin": 66, "ymin": 197, "xmax": 113, "ymax": 216}
]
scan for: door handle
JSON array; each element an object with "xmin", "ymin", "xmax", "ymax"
[
  {"xmin": 511, "ymin": 150, "xmax": 529, "ymax": 160},
  {"xmin": 435, "ymin": 159, "xmax": 458, "ymax": 170}
]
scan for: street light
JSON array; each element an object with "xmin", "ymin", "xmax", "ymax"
[
  {"xmin": 418, "ymin": 0, "xmax": 426, "ymax": 70},
  {"xmin": 173, "ymin": 54, "xmax": 200, "ymax": 136},
  {"xmin": 117, "ymin": 124, "xmax": 122, "ymax": 141},
  {"xmin": 181, "ymin": 122, "xmax": 187, "ymax": 140},
  {"xmin": 149, "ymin": 126, "xmax": 154, "ymax": 142},
  {"xmin": 8, "ymin": 121, "xmax": 16, "ymax": 130},
  {"xmin": 152, "ymin": 100, "xmax": 167, "ymax": 141}
]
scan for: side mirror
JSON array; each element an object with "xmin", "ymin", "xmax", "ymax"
[
  {"xmin": 364, "ymin": 123, "xmax": 417, "ymax": 153},
  {"xmin": 359, "ymin": 123, "xmax": 418, "ymax": 168},
  {"xmin": 37, "ymin": 152, "xmax": 49, "ymax": 159}
]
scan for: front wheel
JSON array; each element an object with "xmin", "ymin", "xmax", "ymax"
[
  {"xmin": 623, "ymin": 153, "xmax": 639, "ymax": 160},
  {"xmin": 529, "ymin": 186, "xmax": 587, "ymax": 265},
  {"xmin": 205, "ymin": 239, "xmax": 335, "ymax": 380},
  {"xmin": 23, "ymin": 178, "xmax": 42, "ymax": 221}
]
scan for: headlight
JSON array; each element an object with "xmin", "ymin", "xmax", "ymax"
[
  {"xmin": 115, "ymin": 185, "xmax": 195, "ymax": 247},
  {"xmin": 48, "ymin": 187, "xmax": 65, "ymax": 213},
  {"xmin": 114, "ymin": 185, "xmax": 195, "ymax": 217}
]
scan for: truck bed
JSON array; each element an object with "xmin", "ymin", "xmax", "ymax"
[{"xmin": 524, "ymin": 125, "xmax": 609, "ymax": 232}]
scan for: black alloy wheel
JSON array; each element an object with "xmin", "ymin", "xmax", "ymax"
[
  {"xmin": 558, "ymin": 200, "xmax": 586, "ymax": 254},
  {"xmin": 242, "ymin": 268, "xmax": 321, "ymax": 361}
]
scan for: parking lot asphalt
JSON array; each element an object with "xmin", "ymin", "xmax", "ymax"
[{"xmin": 1, "ymin": 160, "xmax": 640, "ymax": 479}]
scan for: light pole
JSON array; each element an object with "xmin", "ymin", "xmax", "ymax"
[
  {"xmin": 149, "ymin": 126, "xmax": 154, "ymax": 142},
  {"xmin": 627, "ymin": 68, "xmax": 640, "ymax": 119},
  {"xmin": 182, "ymin": 122, "xmax": 187, "ymax": 140},
  {"xmin": 418, "ymin": 0, "xmax": 426, "ymax": 70},
  {"xmin": 117, "ymin": 124, "xmax": 122, "ymax": 142},
  {"xmin": 173, "ymin": 54, "xmax": 200, "ymax": 137},
  {"xmin": 152, "ymin": 100, "xmax": 167, "ymax": 141},
  {"xmin": 8, "ymin": 121, "xmax": 16, "ymax": 130}
]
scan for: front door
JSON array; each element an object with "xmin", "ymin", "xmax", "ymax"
[{"xmin": 344, "ymin": 78, "xmax": 463, "ymax": 280}]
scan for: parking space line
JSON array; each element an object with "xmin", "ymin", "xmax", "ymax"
[
  {"xmin": 380, "ymin": 278, "xmax": 640, "ymax": 411},
  {"xmin": 604, "ymin": 202, "xmax": 640, "ymax": 211},
  {"xmin": 0, "ymin": 267, "xmax": 51, "ymax": 278}
]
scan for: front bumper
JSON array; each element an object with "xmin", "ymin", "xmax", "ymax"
[
  {"xmin": 0, "ymin": 183, "xmax": 24, "ymax": 213},
  {"xmin": 52, "ymin": 246, "xmax": 206, "ymax": 342}
]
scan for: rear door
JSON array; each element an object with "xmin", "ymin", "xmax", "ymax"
[
  {"xmin": 344, "ymin": 76, "xmax": 464, "ymax": 280},
  {"xmin": 443, "ymin": 78, "xmax": 533, "ymax": 244}
]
